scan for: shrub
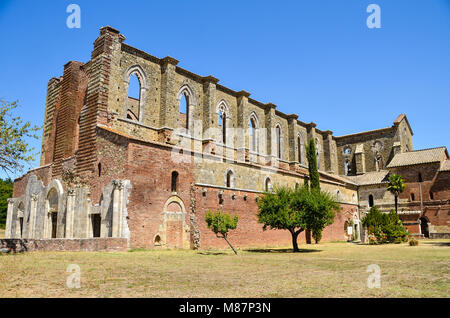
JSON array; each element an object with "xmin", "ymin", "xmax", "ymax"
[
  {"xmin": 362, "ymin": 207, "xmax": 407, "ymax": 244},
  {"xmin": 409, "ymin": 238, "xmax": 419, "ymax": 246}
]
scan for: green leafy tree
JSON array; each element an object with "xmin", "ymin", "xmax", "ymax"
[
  {"xmin": 257, "ymin": 185, "xmax": 339, "ymax": 252},
  {"xmin": 383, "ymin": 210, "xmax": 407, "ymax": 243},
  {"xmin": 0, "ymin": 100, "xmax": 41, "ymax": 174},
  {"xmin": 0, "ymin": 178, "xmax": 13, "ymax": 228},
  {"xmin": 387, "ymin": 174, "xmax": 406, "ymax": 214},
  {"xmin": 257, "ymin": 186, "xmax": 305, "ymax": 252},
  {"xmin": 295, "ymin": 187, "xmax": 340, "ymax": 244},
  {"xmin": 205, "ymin": 210, "xmax": 239, "ymax": 254},
  {"xmin": 362, "ymin": 206, "xmax": 406, "ymax": 243}
]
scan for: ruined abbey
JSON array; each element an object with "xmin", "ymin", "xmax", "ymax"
[{"xmin": 4, "ymin": 26, "xmax": 450, "ymax": 251}]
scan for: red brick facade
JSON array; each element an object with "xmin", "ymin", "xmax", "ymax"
[{"xmin": 8, "ymin": 26, "xmax": 449, "ymax": 251}]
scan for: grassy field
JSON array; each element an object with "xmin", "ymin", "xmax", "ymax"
[
  {"xmin": 0, "ymin": 240, "xmax": 449, "ymax": 297},
  {"xmin": 0, "ymin": 228, "xmax": 4, "ymax": 239}
]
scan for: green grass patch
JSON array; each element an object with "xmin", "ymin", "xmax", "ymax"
[{"xmin": 0, "ymin": 240, "xmax": 448, "ymax": 297}]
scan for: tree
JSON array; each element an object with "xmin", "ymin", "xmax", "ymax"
[
  {"xmin": 305, "ymin": 137, "xmax": 336, "ymax": 243},
  {"xmin": 0, "ymin": 178, "xmax": 13, "ymax": 228},
  {"xmin": 362, "ymin": 206, "xmax": 407, "ymax": 243},
  {"xmin": 0, "ymin": 100, "xmax": 40, "ymax": 174},
  {"xmin": 295, "ymin": 187, "xmax": 340, "ymax": 244},
  {"xmin": 205, "ymin": 210, "xmax": 239, "ymax": 255},
  {"xmin": 387, "ymin": 174, "xmax": 405, "ymax": 214},
  {"xmin": 257, "ymin": 185, "xmax": 339, "ymax": 252},
  {"xmin": 306, "ymin": 138, "xmax": 320, "ymax": 190}
]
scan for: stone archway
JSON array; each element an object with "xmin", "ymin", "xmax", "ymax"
[
  {"xmin": 157, "ymin": 196, "xmax": 190, "ymax": 249},
  {"xmin": 46, "ymin": 188, "xmax": 59, "ymax": 238},
  {"xmin": 16, "ymin": 202, "xmax": 25, "ymax": 238},
  {"xmin": 420, "ymin": 217, "xmax": 429, "ymax": 238}
]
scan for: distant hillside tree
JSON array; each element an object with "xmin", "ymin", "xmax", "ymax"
[
  {"xmin": 0, "ymin": 178, "xmax": 13, "ymax": 228},
  {"xmin": 0, "ymin": 100, "xmax": 40, "ymax": 174},
  {"xmin": 205, "ymin": 210, "xmax": 239, "ymax": 255}
]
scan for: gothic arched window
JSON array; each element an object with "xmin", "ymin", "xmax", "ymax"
[
  {"xmin": 276, "ymin": 125, "xmax": 282, "ymax": 159},
  {"xmin": 249, "ymin": 114, "xmax": 259, "ymax": 153},
  {"xmin": 127, "ymin": 73, "xmax": 141, "ymax": 121}
]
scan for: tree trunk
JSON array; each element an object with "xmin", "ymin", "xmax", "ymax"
[
  {"xmin": 305, "ymin": 229, "xmax": 312, "ymax": 244},
  {"xmin": 291, "ymin": 230, "xmax": 300, "ymax": 252},
  {"xmin": 395, "ymin": 195, "xmax": 398, "ymax": 214},
  {"xmin": 223, "ymin": 235, "xmax": 238, "ymax": 255}
]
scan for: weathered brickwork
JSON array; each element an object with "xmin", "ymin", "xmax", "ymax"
[{"xmin": 6, "ymin": 26, "xmax": 449, "ymax": 251}]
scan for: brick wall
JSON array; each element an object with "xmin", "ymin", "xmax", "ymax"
[
  {"xmin": 123, "ymin": 140, "xmax": 194, "ymax": 249},
  {"xmin": 52, "ymin": 61, "xmax": 88, "ymax": 177},
  {"xmin": 194, "ymin": 186, "xmax": 355, "ymax": 249},
  {"xmin": 13, "ymin": 165, "xmax": 52, "ymax": 198}
]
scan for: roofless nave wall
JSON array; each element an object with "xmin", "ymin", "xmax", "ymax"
[{"xmin": 5, "ymin": 26, "xmax": 447, "ymax": 251}]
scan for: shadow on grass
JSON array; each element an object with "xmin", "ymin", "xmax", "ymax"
[
  {"xmin": 244, "ymin": 248, "xmax": 322, "ymax": 254},
  {"xmin": 422, "ymin": 241, "xmax": 450, "ymax": 247},
  {"xmin": 197, "ymin": 251, "xmax": 228, "ymax": 256}
]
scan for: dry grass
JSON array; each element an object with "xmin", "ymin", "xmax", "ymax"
[
  {"xmin": 0, "ymin": 228, "xmax": 4, "ymax": 239},
  {"xmin": 0, "ymin": 240, "xmax": 449, "ymax": 298}
]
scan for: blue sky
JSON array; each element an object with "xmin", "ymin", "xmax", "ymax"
[{"xmin": 1, "ymin": 0, "xmax": 449, "ymax": 179}]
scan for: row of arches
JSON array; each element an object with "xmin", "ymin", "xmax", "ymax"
[
  {"xmin": 12, "ymin": 180, "xmax": 104, "ymax": 240},
  {"xmin": 123, "ymin": 66, "xmax": 320, "ymax": 166}
]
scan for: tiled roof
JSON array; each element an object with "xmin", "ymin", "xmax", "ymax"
[
  {"xmin": 346, "ymin": 170, "xmax": 390, "ymax": 186},
  {"xmin": 387, "ymin": 147, "xmax": 447, "ymax": 168},
  {"xmin": 440, "ymin": 159, "xmax": 450, "ymax": 172}
]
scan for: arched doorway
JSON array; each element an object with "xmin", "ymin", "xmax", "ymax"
[
  {"xmin": 420, "ymin": 217, "xmax": 429, "ymax": 238},
  {"xmin": 46, "ymin": 188, "xmax": 59, "ymax": 238},
  {"xmin": 17, "ymin": 202, "xmax": 25, "ymax": 238},
  {"xmin": 166, "ymin": 201, "xmax": 184, "ymax": 248},
  {"xmin": 161, "ymin": 196, "xmax": 189, "ymax": 249}
]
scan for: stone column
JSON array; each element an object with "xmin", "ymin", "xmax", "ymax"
[
  {"xmin": 160, "ymin": 56, "xmax": 179, "ymax": 129},
  {"xmin": 112, "ymin": 180, "xmax": 124, "ymax": 238},
  {"xmin": 202, "ymin": 75, "xmax": 219, "ymax": 139},
  {"xmin": 306, "ymin": 122, "xmax": 317, "ymax": 144},
  {"xmin": 264, "ymin": 103, "xmax": 277, "ymax": 158},
  {"xmin": 323, "ymin": 131, "xmax": 338, "ymax": 174},
  {"xmin": 287, "ymin": 114, "xmax": 298, "ymax": 162},
  {"xmin": 65, "ymin": 188, "xmax": 76, "ymax": 238},
  {"xmin": 28, "ymin": 194, "xmax": 38, "ymax": 238},
  {"xmin": 355, "ymin": 144, "xmax": 366, "ymax": 175},
  {"xmin": 236, "ymin": 90, "xmax": 250, "ymax": 162},
  {"xmin": 5, "ymin": 198, "xmax": 14, "ymax": 238}
]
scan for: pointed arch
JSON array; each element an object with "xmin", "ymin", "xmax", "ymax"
[
  {"xmin": 315, "ymin": 137, "xmax": 321, "ymax": 170},
  {"xmin": 177, "ymin": 84, "xmax": 197, "ymax": 133},
  {"xmin": 217, "ymin": 99, "xmax": 232, "ymax": 145},
  {"xmin": 225, "ymin": 168, "xmax": 236, "ymax": 188},
  {"xmin": 275, "ymin": 123, "xmax": 282, "ymax": 159},
  {"xmin": 16, "ymin": 202, "xmax": 25, "ymax": 238},
  {"xmin": 297, "ymin": 132, "xmax": 305, "ymax": 164},
  {"xmin": 264, "ymin": 176, "xmax": 273, "ymax": 192},
  {"xmin": 249, "ymin": 112, "xmax": 260, "ymax": 153},
  {"xmin": 123, "ymin": 64, "xmax": 148, "ymax": 122},
  {"xmin": 44, "ymin": 179, "xmax": 64, "ymax": 239},
  {"xmin": 163, "ymin": 195, "xmax": 187, "ymax": 214}
]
